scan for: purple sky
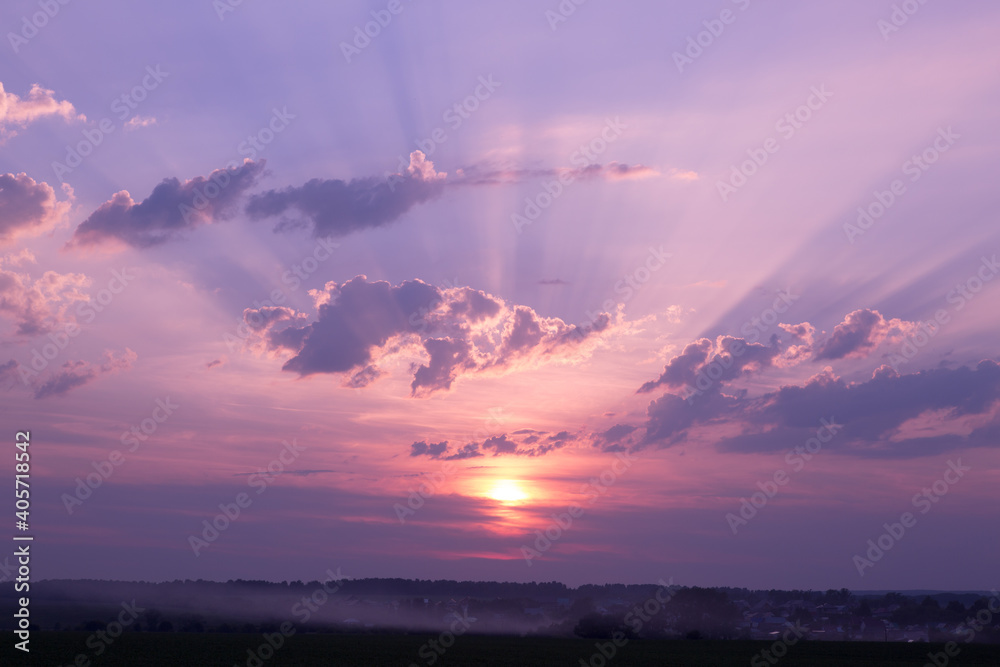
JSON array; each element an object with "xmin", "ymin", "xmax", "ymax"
[{"xmin": 1, "ymin": 0, "xmax": 999, "ymax": 591}]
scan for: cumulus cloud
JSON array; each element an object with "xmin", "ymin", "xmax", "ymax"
[
  {"xmin": 243, "ymin": 275, "xmax": 612, "ymax": 396},
  {"xmin": 814, "ymin": 308, "xmax": 919, "ymax": 361},
  {"xmin": 0, "ymin": 254, "xmax": 90, "ymax": 336},
  {"xmin": 68, "ymin": 160, "xmax": 265, "ymax": 249},
  {"xmin": 246, "ymin": 151, "xmax": 446, "ymax": 238},
  {"xmin": 637, "ymin": 327, "xmax": 812, "ymax": 396},
  {"xmin": 0, "ymin": 82, "xmax": 83, "ymax": 141},
  {"xmin": 0, "ymin": 173, "xmax": 74, "ymax": 244},
  {"xmin": 32, "ymin": 348, "xmax": 137, "ymax": 399}
]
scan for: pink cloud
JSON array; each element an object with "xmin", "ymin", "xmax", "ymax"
[
  {"xmin": 0, "ymin": 82, "xmax": 83, "ymax": 141},
  {"xmin": 0, "ymin": 173, "xmax": 74, "ymax": 244},
  {"xmin": 0, "ymin": 254, "xmax": 90, "ymax": 336},
  {"xmin": 814, "ymin": 308, "xmax": 921, "ymax": 361}
]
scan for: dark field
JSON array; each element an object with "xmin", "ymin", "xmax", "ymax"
[{"xmin": 4, "ymin": 633, "xmax": 1000, "ymax": 667}]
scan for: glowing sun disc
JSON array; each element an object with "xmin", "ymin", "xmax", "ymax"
[{"xmin": 488, "ymin": 480, "xmax": 529, "ymax": 504}]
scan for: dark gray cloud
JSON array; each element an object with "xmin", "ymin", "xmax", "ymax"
[
  {"xmin": 714, "ymin": 361, "xmax": 1000, "ymax": 458},
  {"xmin": 246, "ymin": 151, "xmax": 445, "ymax": 238},
  {"xmin": 33, "ymin": 360, "xmax": 98, "ymax": 399},
  {"xmin": 481, "ymin": 434, "xmax": 517, "ymax": 455},
  {"xmin": 246, "ymin": 276, "xmax": 612, "ymax": 397},
  {"xmin": 407, "ymin": 430, "xmax": 573, "ymax": 460},
  {"xmin": 597, "ymin": 424, "xmax": 638, "ymax": 450},
  {"xmin": 814, "ymin": 308, "xmax": 888, "ymax": 360},
  {"xmin": 411, "ymin": 338, "xmax": 472, "ymax": 395},
  {"xmin": 245, "ymin": 151, "xmax": 657, "ymax": 239},
  {"xmin": 68, "ymin": 160, "xmax": 265, "ymax": 249},
  {"xmin": 640, "ymin": 390, "xmax": 741, "ymax": 448},
  {"xmin": 638, "ymin": 333, "xmax": 797, "ymax": 395},
  {"xmin": 638, "ymin": 339, "xmax": 713, "ymax": 393},
  {"xmin": 631, "ymin": 314, "xmax": 1000, "ymax": 457},
  {"xmin": 32, "ymin": 348, "xmax": 136, "ymax": 399},
  {"xmin": 638, "ymin": 357, "xmax": 1000, "ymax": 458},
  {"xmin": 410, "ymin": 441, "xmax": 449, "ymax": 458},
  {"xmin": 270, "ymin": 276, "xmax": 441, "ymax": 376}
]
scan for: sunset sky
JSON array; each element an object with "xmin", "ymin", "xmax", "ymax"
[{"xmin": 2, "ymin": 0, "xmax": 999, "ymax": 591}]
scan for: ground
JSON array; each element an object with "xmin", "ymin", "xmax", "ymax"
[{"xmin": 4, "ymin": 632, "xmax": 1000, "ymax": 666}]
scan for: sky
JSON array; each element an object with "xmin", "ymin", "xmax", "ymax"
[{"xmin": 1, "ymin": 0, "xmax": 999, "ymax": 592}]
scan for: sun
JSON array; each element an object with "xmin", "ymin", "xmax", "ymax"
[{"xmin": 488, "ymin": 480, "xmax": 529, "ymax": 504}]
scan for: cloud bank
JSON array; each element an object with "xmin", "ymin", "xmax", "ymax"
[{"xmin": 630, "ymin": 311, "xmax": 1000, "ymax": 458}]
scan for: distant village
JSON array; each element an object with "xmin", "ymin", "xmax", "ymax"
[{"xmin": 4, "ymin": 579, "xmax": 998, "ymax": 644}]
